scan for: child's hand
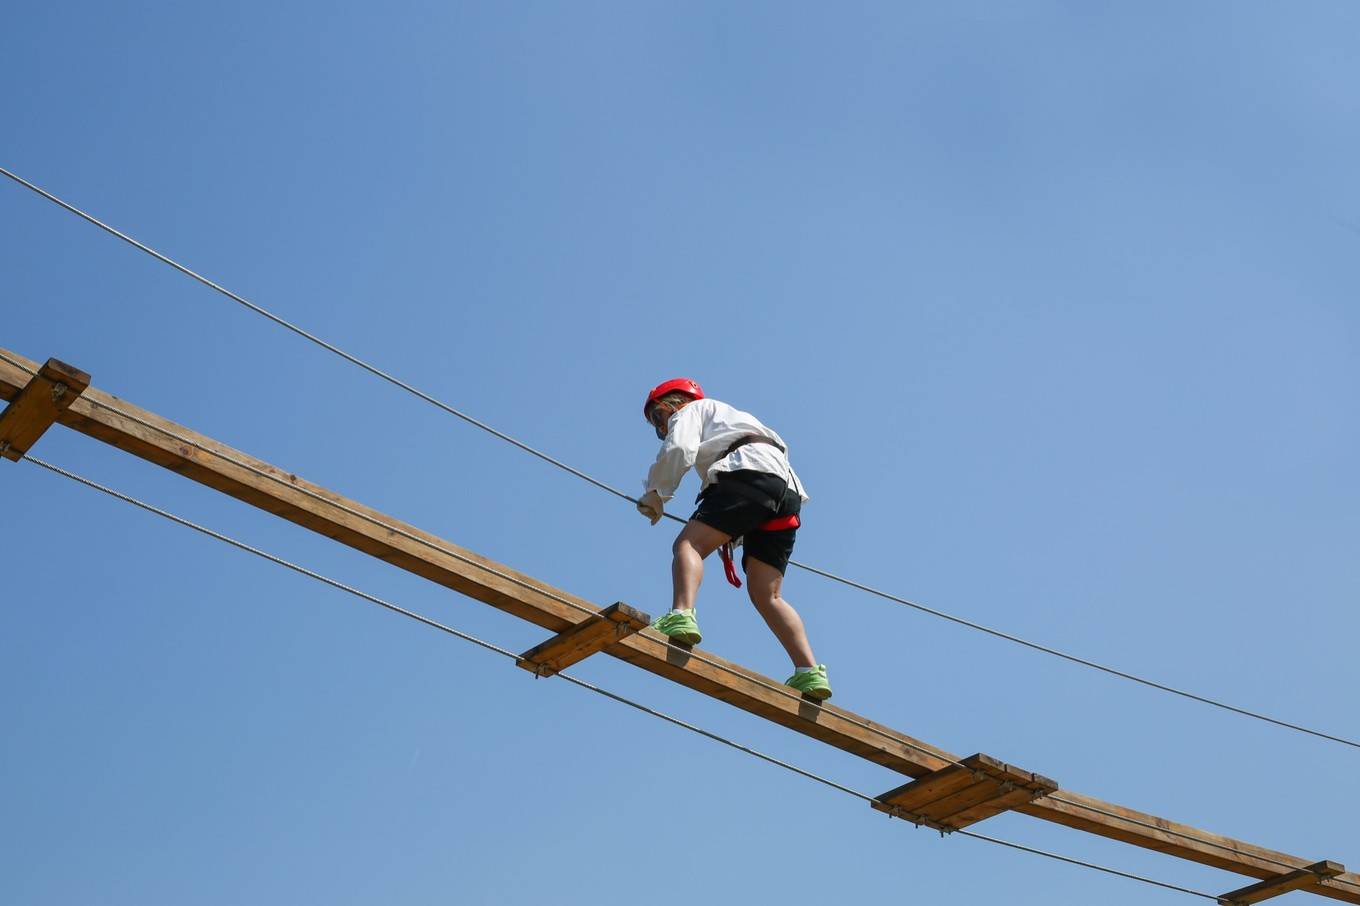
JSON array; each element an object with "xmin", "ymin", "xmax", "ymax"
[{"xmin": 636, "ymin": 489, "xmax": 664, "ymax": 525}]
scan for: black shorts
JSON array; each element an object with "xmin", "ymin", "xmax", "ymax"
[{"xmin": 691, "ymin": 469, "xmax": 801, "ymax": 575}]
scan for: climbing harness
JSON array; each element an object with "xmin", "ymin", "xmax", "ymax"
[{"xmin": 718, "ymin": 512, "xmax": 802, "ymax": 589}]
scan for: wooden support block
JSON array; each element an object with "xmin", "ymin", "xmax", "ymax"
[
  {"xmin": 516, "ymin": 602, "xmax": 651, "ymax": 676},
  {"xmin": 947, "ymin": 782, "xmax": 1053, "ymax": 829},
  {"xmin": 0, "ymin": 358, "xmax": 90, "ymax": 461},
  {"xmin": 871, "ymin": 752, "xmax": 1058, "ymax": 831},
  {"xmin": 1220, "ymin": 861, "xmax": 1346, "ymax": 905}
]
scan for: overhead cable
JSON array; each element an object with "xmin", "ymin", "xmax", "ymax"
[
  {"xmin": 3, "ymin": 165, "xmax": 1356, "ymax": 752},
  {"xmin": 19, "ymin": 453, "xmax": 1224, "ymax": 903}
]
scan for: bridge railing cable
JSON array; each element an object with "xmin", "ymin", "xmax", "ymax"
[
  {"xmin": 20, "ymin": 452, "xmax": 1225, "ymax": 903},
  {"xmin": 2, "ymin": 165, "xmax": 1355, "ymax": 753}
]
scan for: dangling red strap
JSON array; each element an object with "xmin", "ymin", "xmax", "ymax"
[
  {"xmin": 717, "ymin": 515, "xmax": 800, "ymax": 590},
  {"xmin": 719, "ymin": 542, "xmax": 742, "ymax": 588}
]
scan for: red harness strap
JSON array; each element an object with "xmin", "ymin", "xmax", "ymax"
[
  {"xmin": 717, "ymin": 514, "xmax": 802, "ymax": 588},
  {"xmin": 758, "ymin": 513, "xmax": 801, "ymax": 532},
  {"xmin": 719, "ymin": 544, "xmax": 742, "ymax": 588}
]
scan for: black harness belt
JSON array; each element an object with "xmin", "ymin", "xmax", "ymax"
[
  {"xmin": 722, "ymin": 433, "xmax": 786, "ymax": 458},
  {"xmin": 710, "ymin": 435, "xmax": 800, "ymax": 588}
]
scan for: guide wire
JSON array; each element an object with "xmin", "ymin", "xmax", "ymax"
[
  {"xmin": 18, "ymin": 452, "xmax": 1225, "ymax": 903},
  {"xmin": 4, "ymin": 164, "xmax": 1355, "ymax": 752}
]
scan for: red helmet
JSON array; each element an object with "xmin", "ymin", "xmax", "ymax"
[{"xmin": 643, "ymin": 378, "xmax": 704, "ymax": 420}]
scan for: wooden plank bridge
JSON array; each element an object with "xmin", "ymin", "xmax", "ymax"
[{"xmin": 2, "ymin": 344, "xmax": 1352, "ymax": 905}]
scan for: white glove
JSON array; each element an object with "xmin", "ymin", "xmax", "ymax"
[{"xmin": 636, "ymin": 489, "xmax": 664, "ymax": 525}]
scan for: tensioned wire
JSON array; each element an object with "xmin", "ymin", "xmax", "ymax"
[
  {"xmin": 2, "ymin": 164, "xmax": 1355, "ymax": 753},
  {"xmin": 1, "ymin": 178, "xmax": 1355, "ymax": 885},
  {"xmin": 20, "ymin": 453, "xmax": 1224, "ymax": 904},
  {"xmin": 7, "ymin": 351, "xmax": 1355, "ymax": 895}
]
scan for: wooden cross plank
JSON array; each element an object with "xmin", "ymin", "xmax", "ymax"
[
  {"xmin": 1220, "ymin": 862, "xmax": 1346, "ymax": 905},
  {"xmin": 948, "ymin": 782, "xmax": 1055, "ymax": 829},
  {"xmin": 0, "ymin": 357, "xmax": 90, "ymax": 461},
  {"xmin": 517, "ymin": 601, "xmax": 651, "ymax": 676},
  {"xmin": 871, "ymin": 753, "xmax": 1058, "ymax": 831},
  {"xmin": 873, "ymin": 756, "xmax": 984, "ymax": 814},
  {"xmin": 2, "ymin": 345, "xmax": 1357, "ymax": 903}
]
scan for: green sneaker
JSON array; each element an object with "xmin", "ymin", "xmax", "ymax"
[
  {"xmin": 785, "ymin": 665, "xmax": 832, "ymax": 701},
  {"xmin": 652, "ymin": 609, "xmax": 702, "ymax": 646}
]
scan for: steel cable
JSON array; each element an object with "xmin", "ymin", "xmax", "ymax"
[
  {"xmin": 2, "ymin": 165, "xmax": 1356, "ymax": 752},
  {"xmin": 19, "ymin": 453, "xmax": 1224, "ymax": 903},
  {"xmin": 3, "ymin": 269, "xmax": 1357, "ymax": 888},
  {"xmin": 24, "ymin": 449, "xmax": 1353, "ymax": 895}
]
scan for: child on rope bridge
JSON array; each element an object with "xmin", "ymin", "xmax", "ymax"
[{"xmin": 635, "ymin": 378, "xmax": 832, "ymax": 700}]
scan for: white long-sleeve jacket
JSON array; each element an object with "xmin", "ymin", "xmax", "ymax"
[{"xmin": 642, "ymin": 398, "xmax": 809, "ymax": 504}]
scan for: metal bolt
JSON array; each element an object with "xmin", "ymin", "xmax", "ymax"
[{"xmin": 50, "ymin": 382, "xmax": 68, "ymax": 402}]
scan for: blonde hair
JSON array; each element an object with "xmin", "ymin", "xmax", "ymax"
[
  {"xmin": 655, "ymin": 391, "xmax": 696, "ymax": 410},
  {"xmin": 646, "ymin": 391, "xmax": 698, "ymax": 431}
]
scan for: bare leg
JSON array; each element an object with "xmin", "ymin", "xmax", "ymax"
[
  {"xmin": 745, "ymin": 557, "xmax": 817, "ymax": 668},
  {"xmin": 671, "ymin": 519, "xmax": 730, "ymax": 611}
]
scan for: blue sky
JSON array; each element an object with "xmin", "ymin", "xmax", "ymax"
[{"xmin": 2, "ymin": 3, "xmax": 1357, "ymax": 904}]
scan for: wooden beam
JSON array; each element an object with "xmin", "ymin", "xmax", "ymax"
[
  {"xmin": 517, "ymin": 601, "xmax": 651, "ymax": 676},
  {"xmin": 1220, "ymin": 862, "xmax": 1346, "ymax": 905},
  {"xmin": 0, "ymin": 357, "xmax": 89, "ymax": 460},
  {"xmin": 0, "ymin": 347, "xmax": 959, "ymax": 782},
  {"xmin": 1012, "ymin": 793, "xmax": 1356, "ymax": 899},
  {"xmin": 2, "ymin": 345, "xmax": 1356, "ymax": 903}
]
